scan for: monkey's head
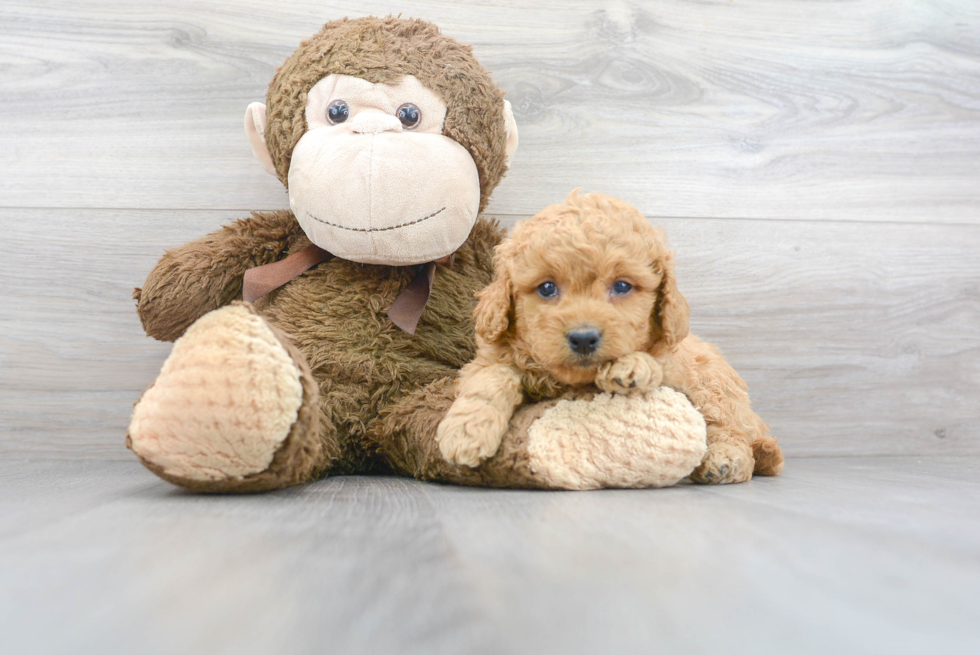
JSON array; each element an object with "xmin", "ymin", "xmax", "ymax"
[{"xmin": 245, "ymin": 17, "xmax": 519, "ymax": 266}]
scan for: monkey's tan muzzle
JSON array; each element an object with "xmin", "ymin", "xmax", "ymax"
[{"xmin": 288, "ymin": 130, "xmax": 481, "ymax": 266}]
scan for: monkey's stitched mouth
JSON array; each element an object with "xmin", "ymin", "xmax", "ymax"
[{"xmin": 305, "ymin": 207, "xmax": 446, "ymax": 233}]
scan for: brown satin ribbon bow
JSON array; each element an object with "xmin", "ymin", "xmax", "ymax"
[{"xmin": 242, "ymin": 244, "xmax": 452, "ymax": 336}]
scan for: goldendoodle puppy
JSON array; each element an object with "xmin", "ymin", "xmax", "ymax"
[{"xmin": 436, "ymin": 191, "xmax": 783, "ymax": 484}]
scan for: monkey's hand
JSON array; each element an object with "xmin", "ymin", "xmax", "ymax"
[
  {"xmin": 135, "ymin": 211, "xmax": 305, "ymax": 342},
  {"xmin": 436, "ymin": 362, "xmax": 524, "ymax": 467},
  {"xmin": 595, "ymin": 352, "xmax": 663, "ymax": 394}
]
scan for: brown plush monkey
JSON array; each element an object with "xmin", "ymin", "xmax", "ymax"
[{"xmin": 126, "ymin": 17, "xmax": 707, "ymax": 492}]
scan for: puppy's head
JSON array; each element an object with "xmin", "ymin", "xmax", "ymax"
[{"xmin": 475, "ymin": 191, "xmax": 689, "ymax": 385}]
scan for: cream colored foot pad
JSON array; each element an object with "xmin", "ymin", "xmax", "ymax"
[
  {"xmin": 527, "ymin": 387, "xmax": 708, "ymax": 490},
  {"xmin": 129, "ymin": 306, "xmax": 304, "ymax": 481}
]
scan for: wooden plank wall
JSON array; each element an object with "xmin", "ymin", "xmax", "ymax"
[{"xmin": 1, "ymin": 0, "xmax": 978, "ymax": 459}]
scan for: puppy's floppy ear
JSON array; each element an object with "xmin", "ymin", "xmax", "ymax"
[
  {"xmin": 474, "ymin": 262, "xmax": 513, "ymax": 344},
  {"xmin": 651, "ymin": 252, "xmax": 690, "ymax": 349}
]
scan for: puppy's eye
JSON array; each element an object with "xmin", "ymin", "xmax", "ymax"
[
  {"xmin": 612, "ymin": 280, "xmax": 633, "ymax": 295},
  {"xmin": 537, "ymin": 281, "xmax": 559, "ymax": 299},
  {"xmin": 327, "ymin": 100, "xmax": 350, "ymax": 125},
  {"xmin": 396, "ymin": 103, "xmax": 421, "ymax": 129}
]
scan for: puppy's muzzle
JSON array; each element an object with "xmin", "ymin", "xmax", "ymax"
[{"xmin": 567, "ymin": 327, "xmax": 602, "ymax": 356}]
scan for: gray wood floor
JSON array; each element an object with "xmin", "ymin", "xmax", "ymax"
[
  {"xmin": 2, "ymin": 1, "xmax": 979, "ymax": 653},
  {"xmin": 1, "ymin": 456, "xmax": 978, "ymax": 655}
]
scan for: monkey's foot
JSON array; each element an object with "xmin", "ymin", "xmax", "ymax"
[
  {"xmin": 127, "ymin": 303, "xmax": 324, "ymax": 493},
  {"xmin": 518, "ymin": 387, "xmax": 707, "ymax": 489}
]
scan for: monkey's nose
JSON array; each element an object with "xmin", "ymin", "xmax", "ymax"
[
  {"xmin": 350, "ymin": 112, "xmax": 402, "ymax": 135},
  {"xmin": 567, "ymin": 328, "xmax": 602, "ymax": 356}
]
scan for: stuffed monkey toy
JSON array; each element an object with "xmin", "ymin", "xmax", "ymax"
[{"xmin": 126, "ymin": 17, "xmax": 708, "ymax": 492}]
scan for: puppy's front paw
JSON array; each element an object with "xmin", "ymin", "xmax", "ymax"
[
  {"xmin": 690, "ymin": 442, "xmax": 753, "ymax": 484},
  {"xmin": 436, "ymin": 398, "xmax": 509, "ymax": 467},
  {"xmin": 595, "ymin": 352, "xmax": 663, "ymax": 394}
]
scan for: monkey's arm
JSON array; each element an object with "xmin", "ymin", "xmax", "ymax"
[{"xmin": 134, "ymin": 210, "xmax": 306, "ymax": 342}]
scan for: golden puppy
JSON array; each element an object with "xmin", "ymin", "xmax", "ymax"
[{"xmin": 437, "ymin": 191, "xmax": 783, "ymax": 484}]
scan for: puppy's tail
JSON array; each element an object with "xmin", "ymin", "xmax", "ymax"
[{"xmin": 752, "ymin": 435, "xmax": 784, "ymax": 476}]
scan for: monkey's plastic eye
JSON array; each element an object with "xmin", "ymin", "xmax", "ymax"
[
  {"xmin": 396, "ymin": 103, "xmax": 421, "ymax": 129},
  {"xmin": 612, "ymin": 280, "xmax": 633, "ymax": 295},
  {"xmin": 327, "ymin": 100, "xmax": 349, "ymax": 125},
  {"xmin": 537, "ymin": 281, "xmax": 558, "ymax": 299}
]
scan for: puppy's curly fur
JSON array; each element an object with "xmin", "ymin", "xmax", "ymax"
[{"xmin": 437, "ymin": 191, "xmax": 783, "ymax": 484}]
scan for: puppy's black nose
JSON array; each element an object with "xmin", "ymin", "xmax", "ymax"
[{"xmin": 567, "ymin": 328, "xmax": 602, "ymax": 355}]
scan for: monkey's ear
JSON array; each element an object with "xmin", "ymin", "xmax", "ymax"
[
  {"xmin": 244, "ymin": 102, "xmax": 278, "ymax": 176},
  {"xmin": 651, "ymin": 254, "xmax": 690, "ymax": 351},
  {"xmin": 474, "ymin": 265, "xmax": 513, "ymax": 344},
  {"xmin": 503, "ymin": 100, "xmax": 519, "ymax": 168}
]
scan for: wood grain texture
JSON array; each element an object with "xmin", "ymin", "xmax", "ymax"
[
  {"xmin": 0, "ymin": 456, "xmax": 978, "ymax": 654},
  {"xmin": 2, "ymin": 3, "xmax": 978, "ymax": 651},
  {"xmin": 1, "ymin": 0, "xmax": 978, "ymax": 222},
  {"xmin": 2, "ymin": 208, "xmax": 977, "ymax": 458}
]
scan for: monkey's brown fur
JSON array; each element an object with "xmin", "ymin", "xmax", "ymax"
[
  {"xmin": 135, "ymin": 208, "xmax": 503, "ymax": 481},
  {"xmin": 132, "ymin": 18, "xmax": 513, "ymax": 488},
  {"xmin": 265, "ymin": 16, "xmax": 508, "ymax": 213}
]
